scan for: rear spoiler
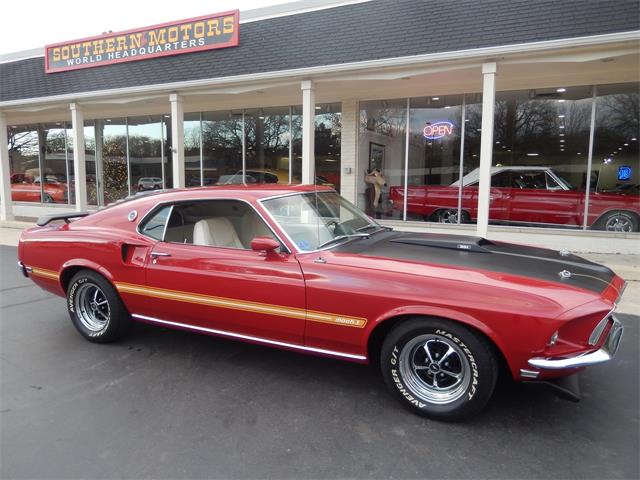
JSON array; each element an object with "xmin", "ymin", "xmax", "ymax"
[{"xmin": 36, "ymin": 212, "xmax": 90, "ymax": 227}]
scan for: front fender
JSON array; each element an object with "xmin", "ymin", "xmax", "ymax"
[{"xmin": 371, "ymin": 304, "xmax": 511, "ymax": 374}]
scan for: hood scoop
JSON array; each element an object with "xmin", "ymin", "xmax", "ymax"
[{"xmin": 389, "ymin": 235, "xmax": 494, "ymax": 253}]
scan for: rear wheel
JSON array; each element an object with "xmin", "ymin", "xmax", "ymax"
[
  {"xmin": 598, "ymin": 211, "xmax": 639, "ymax": 232},
  {"xmin": 67, "ymin": 270, "xmax": 131, "ymax": 343},
  {"xmin": 380, "ymin": 318, "xmax": 497, "ymax": 421}
]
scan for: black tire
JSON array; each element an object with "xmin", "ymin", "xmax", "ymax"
[
  {"xmin": 597, "ymin": 210, "xmax": 639, "ymax": 233},
  {"xmin": 380, "ymin": 317, "xmax": 497, "ymax": 421},
  {"xmin": 67, "ymin": 270, "xmax": 131, "ymax": 343}
]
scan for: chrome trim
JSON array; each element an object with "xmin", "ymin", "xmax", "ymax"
[
  {"xmin": 136, "ymin": 197, "xmax": 291, "ymax": 254},
  {"xmin": 161, "ymin": 205, "xmax": 173, "ymax": 242},
  {"xmin": 131, "ymin": 313, "xmax": 367, "ymax": 361},
  {"xmin": 519, "ymin": 369, "xmax": 540, "ymax": 379},
  {"xmin": 589, "ymin": 309, "xmax": 614, "ymax": 346},
  {"xmin": 528, "ymin": 317, "xmax": 623, "ymax": 370}
]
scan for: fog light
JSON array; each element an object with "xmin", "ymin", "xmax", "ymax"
[{"xmin": 547, "ymin": 330, "xmax": 559, "ymax": 346}]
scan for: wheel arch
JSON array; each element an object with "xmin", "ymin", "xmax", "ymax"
[
  {"xmin": 367, "ymin": 307, "xmax": 512, "ymax": 377},
  {"xmin": 59, "ymin": 260, "xmax": 116, "ymax": 293}
]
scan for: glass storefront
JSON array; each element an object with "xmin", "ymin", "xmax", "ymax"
[
  {"xmin": 245, "ymin": 107, "xmax": 291, "ymax": 184},
  {"xmin": 590, "ymin": 83, "xmax": 640, "ymax": 231},
  {"xmin": 185, "ymin": 104, "xmax": 341, "ymax": 190},
  {"xmin": 184, "ymin": 113, "xmax": 201, "ymax": 187},
  {"xmin": 358, "ymin": 99, "xmax": 406, "ymax": 219},
  {"xmin": 360, "ymin": 82, "xmax": 639, "ymax": 233},
  {"xmin": 3, "ymin": 85, "xmax": 636, "ymax": 236},
  {"xmin": 128, "ymin": 116, "xmax": 164, "ymax": 194},
  {"xmin": 8, "ymin": 126, "xmax": 43, "ymax": 203},
  {"xmin": 202, "ymin": 110, "xmax": 244, "ymax": 185}
]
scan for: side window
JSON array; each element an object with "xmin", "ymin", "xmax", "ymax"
[
  {"xmin": 491, "ymin": 171, "xmax": 512, "ymax": 188},
  {"xmin": 139, "ymin": 205, "xmax": 172, "ymax": 240},
  {"xmin": 162, "ymin": 200, "xmax": 281, "ymax": 251},
  {"xmin": 512, "ymin": 171, "xmax": 546, "ymax": 189}
]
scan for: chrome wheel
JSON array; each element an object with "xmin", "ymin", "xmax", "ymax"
[
  {"xmin": 74, "ymin": 283, "xmax": 110, "ymax": 332},
  {"xmin": 604, "ymin": 215, "xmax": 633, "ymax": 232},
  {"xmin": 437, "ymin": 209, "xmax": 459, "ymax": 224},
  {"xmin": 398, "ymin": 334, "xmax": 471, "ymax": 405}
]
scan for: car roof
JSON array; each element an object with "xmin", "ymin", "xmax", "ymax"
[
  {"xmin": 104, "ymin": 183, "xmax": 333, "ymax": 209},
  {"xmin": 451, "ymin": 166, "xmax": 552, "ymax": 186}
]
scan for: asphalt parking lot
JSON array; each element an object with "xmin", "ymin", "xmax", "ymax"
[{"xmin": 0, "ymin": 244, "xmax": 638, "ymax": 479}]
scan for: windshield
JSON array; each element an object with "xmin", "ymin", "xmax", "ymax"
[{"xmin": 262, "ymin": 191, "xmax": 381, "ymax": 252}]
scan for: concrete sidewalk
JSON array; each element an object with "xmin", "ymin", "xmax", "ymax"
[{"xmin": 1, "ymin": 221, "xmax": 637, "ymax": 314}]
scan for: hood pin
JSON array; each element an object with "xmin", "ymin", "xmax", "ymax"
[{"xmin": 558, "ymin": 270, "xmax": 572, "ymax": 279}]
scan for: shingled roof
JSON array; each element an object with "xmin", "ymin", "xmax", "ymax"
[{"xmin": 1, "ymin": 0, "xmax": 639, "ymax": 102}]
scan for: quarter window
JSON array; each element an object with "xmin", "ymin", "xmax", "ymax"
[{"xmin": 139, "ymin": 205, "xmax": 172, "ymax": 240}]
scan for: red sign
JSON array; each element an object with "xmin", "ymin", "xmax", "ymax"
[{"xmin": 45, "ymin": 10, "xmax": 239, "ymax": 73}]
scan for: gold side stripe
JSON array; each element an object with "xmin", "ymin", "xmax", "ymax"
[
  {"xmin": 30, "ymin": 267, "xmax": 59, "ymax": 280},
  {"xmin": 115, "ymin": 281, "xmax": 367, "ymax": 328}
]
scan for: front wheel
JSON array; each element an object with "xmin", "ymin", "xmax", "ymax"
[
  {"xmin": 435, "ymin": 209, "xmax": 470, "ymax": 224},
  {"xmin": 381, "ymin": 318, "xmax": 497, "ymax": 421},
  {"xmin": 67, "ymin": 270, "xmax": 131, "ymax": 343}
]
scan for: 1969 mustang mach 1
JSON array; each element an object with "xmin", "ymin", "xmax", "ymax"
[{"xmin": 18, "ymin": 185, "xmax": 626, "ymax": 420}]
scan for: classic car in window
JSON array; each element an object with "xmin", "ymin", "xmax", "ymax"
[
  {"xmin": 11, "ymin": 174, "xmax": 69, "ymax": 203},
  {"xmin": 389, "ymin": 166, "xmax": 640, "ymax": 232},
  {"xmin": 19, "ymin": 185, "xmax": 625, "ymax": 420}
]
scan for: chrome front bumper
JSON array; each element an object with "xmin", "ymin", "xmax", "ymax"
[{"xmin": 528, "ymin": 316, "xmax": 624, "ymax": 370}]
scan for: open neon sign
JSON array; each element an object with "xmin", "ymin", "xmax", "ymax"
[{"xmin": 423, "ymin": 121, "xmax": 454, "ymax": 140}]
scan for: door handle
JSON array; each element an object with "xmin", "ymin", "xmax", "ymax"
[{"xmin": 150, "ymin": 251, "xmax": 171, "ymax": 264}]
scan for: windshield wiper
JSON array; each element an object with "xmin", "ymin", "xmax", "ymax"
[
  {"xmin": 317, "ymin": 233, "xmax": 371, "ymax": 250},
  {"xmin": 357, "ymin": 224, "xmax": 392, "ymax": 233}
]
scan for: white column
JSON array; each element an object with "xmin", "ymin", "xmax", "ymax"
[
  {"xmin": 170, "ymin": 93, "xmax": 185, "ymax": 189},
  {"xmin": 476, "ymin": 62, "xmax": 497, "ymax": 238},
  {"xmin": 340, "ymin": 99, "xmax": 358, "ymax": 203},
  {"xmin": 301, "ymin": 80, "xmax": 316, "ymax": 185},
  {"xmin": 0, "ymin": 112, "xmax": 14, "ymax": 221},
  {"xmin": 70, "ymin": 103, "xmax": 88, "ymax": 211}
]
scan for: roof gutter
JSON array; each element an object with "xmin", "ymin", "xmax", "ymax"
[{"xmin": 1, "ymin": 30, "xmax": 638, "ymax": 109}]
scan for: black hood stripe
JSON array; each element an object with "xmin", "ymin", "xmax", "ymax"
[{"xmin": 333, "ymin": 231, "xmax": 614, "ymax": 294}]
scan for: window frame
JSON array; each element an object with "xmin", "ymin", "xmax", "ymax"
[{"xmin": 136, "ymin": 197, "xmax": 291, "ymax": 253}]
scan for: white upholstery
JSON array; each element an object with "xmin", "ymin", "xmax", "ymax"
[
  {"xmin": 239, "ymin": 212, "xmax": 274, "ymax": 247},
  {"xmin": 193, "ymin": 217, "xmax": 244, "ymax": 248}
]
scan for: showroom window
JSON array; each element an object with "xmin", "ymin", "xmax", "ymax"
[
  {"xmin": 489, "ymin": 86, "xmax": 593, "ymax": 229},
  {"xmin": 184, "ymin": 104, "xmax": 341, "ymax": 190},
  {"xmin": 128, "ymin": 115, "xmax": 164, "ymax": 194},
  {"xmin": 358, "ymin": 94, "xmax": 481, "ymax": 223},
  {"xmin": 590, "ymin": 83, "xmax": 639, "ymax": 232},
  {"xmin": 358, "ymin": 98, "xmax": 407, "ymax": 219},
  {"xmin": 8, "ymin": 126, "xmax": 43, "ymax": 203},
  {"xmin": 184, "ymin": 113, "xmax": 202, "ymax": 187},
  {"xmin": 202, "ymin": 110, "xmax": 244, "ymax": 185}
]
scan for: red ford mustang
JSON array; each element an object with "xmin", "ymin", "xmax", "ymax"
[
  {"xmin": 18, "ymin": 185, "xmax": 626, "ymax": 420},
  {"xmin": 389, "ymin": 166, "xmax": 640, "ymax": 232}
]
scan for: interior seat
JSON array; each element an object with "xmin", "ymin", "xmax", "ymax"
[
  {"xmin": 193, "ymin": 217, "xmax": 244, "ymax": 248},
  {"xmin": 239, "ymin": 211, "xmax": 275, "ymax": 248}
]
